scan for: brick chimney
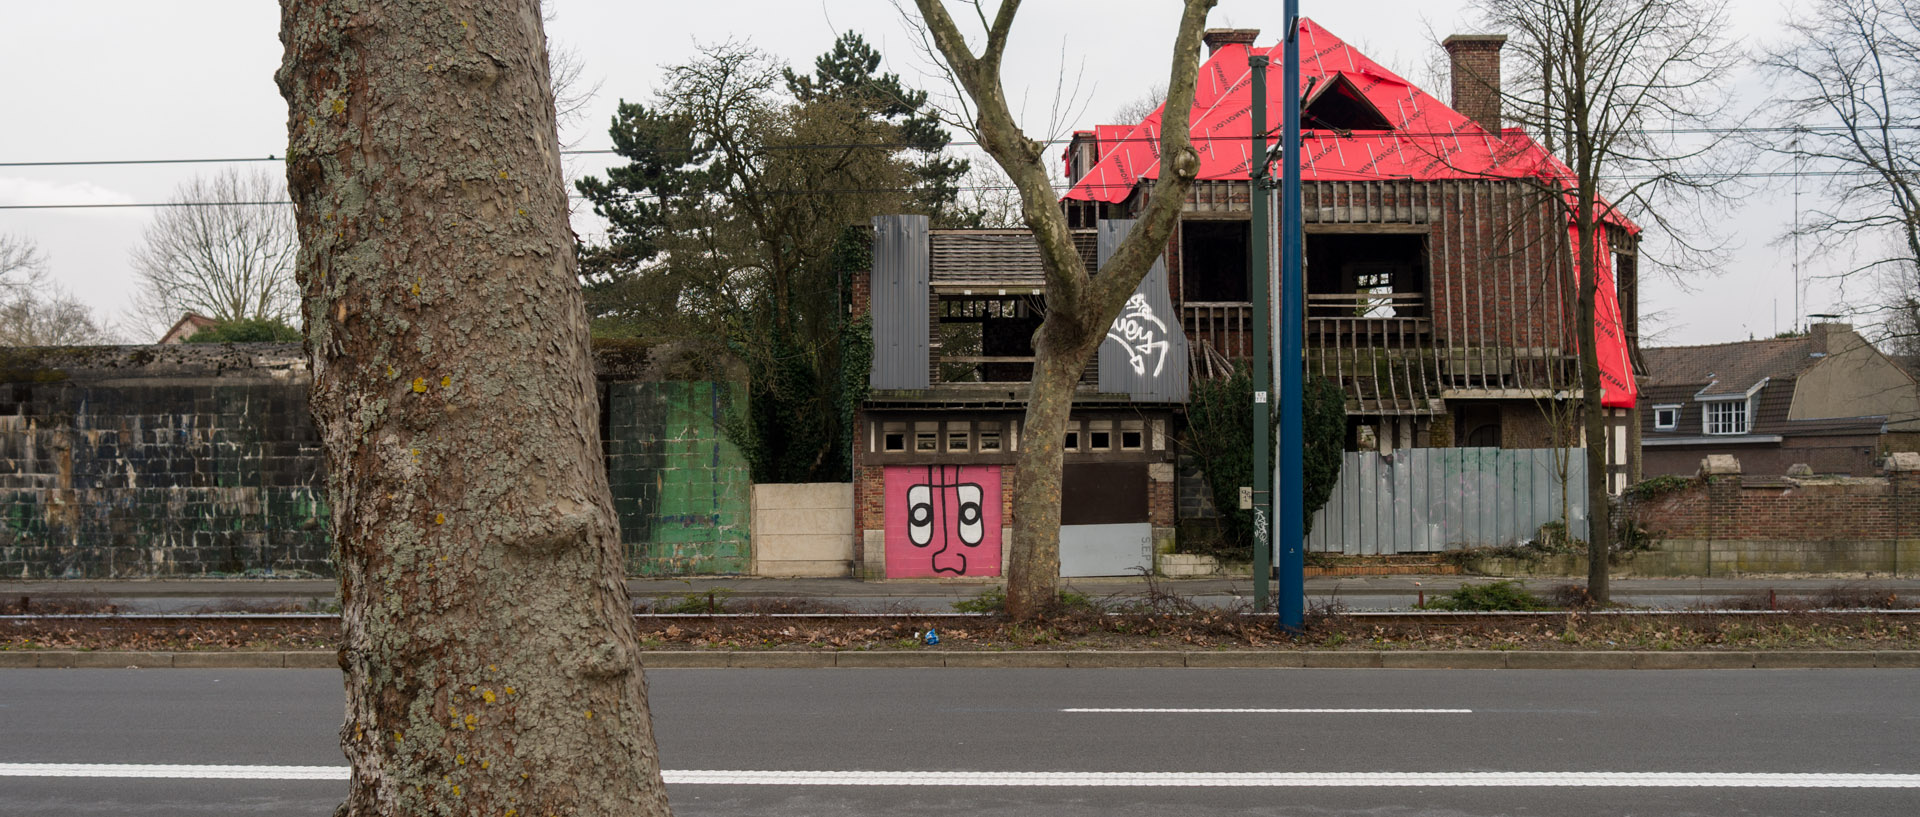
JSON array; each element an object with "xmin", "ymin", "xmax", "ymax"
[
  {"xmin": 1202, "ymin": 28, "xmax": 1260, "ymax": 56},
  {"xmin": 1809, "ymin": 320, "xmax": 1858, "ymax": 355},
  {"xmin": 1443, "ymin": 34, "xmax": 1507, "ymax": 133}
]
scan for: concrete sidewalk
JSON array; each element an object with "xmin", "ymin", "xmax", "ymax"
[{"xmin": 5, "ymin": 574, "xmax": 1916, "ymax": 612}]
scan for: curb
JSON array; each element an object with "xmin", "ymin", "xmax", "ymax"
[{"xmin": 4, "ymin": 650, "xmax": 1917, "ymax": 670}]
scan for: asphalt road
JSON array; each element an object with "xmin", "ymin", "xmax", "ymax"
[{"xmin": 2, "ymin": 667, "xmax": 1917, "ymax": 816}]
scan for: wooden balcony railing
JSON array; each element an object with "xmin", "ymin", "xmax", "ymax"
[{"xmin": 1181, "ymin": 301, "xmax": 1254, "ymax": 362}]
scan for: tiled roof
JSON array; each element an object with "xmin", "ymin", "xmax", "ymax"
[
  {"xmin": 928, "ymin": 230, "xmax": 1099, "ymax": 289},
  {"xmin": 1641, "ymin": 336, "xmax": 1823, "ymax": 395}
]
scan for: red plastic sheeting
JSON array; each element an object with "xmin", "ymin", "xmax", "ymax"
[{"xmin": 1064, "ymin": 18, "xmax": 1638, "ymax": 407}]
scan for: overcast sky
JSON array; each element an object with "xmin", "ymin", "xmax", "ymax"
[{"xmin": 0, "ymin": 0, "xmax": 1852, "ymax": 345}]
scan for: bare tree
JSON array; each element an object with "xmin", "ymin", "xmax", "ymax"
[
  {"xmin": 1110, "ymin": 82, "xmax": 1167, "ymax": 124},
  {"xmin": 908, "ymin": 0, "xmax": 1215, "ymax": 619},
  {"xmin": 1468, "ymin": 0, "xmax": 1741, "ymax": 602},
  {"xmin": 276, "ymin": 1, "xmax": 672, "ymax": 815},
  {"xmin": 1759, "ymin": 0, "xmax": 1920, "ymax": 350},
  {"xmin": 128, "ymin": 168, "xmax": 299, "ymax": 337},
  {"xmin": 0, "ymin": 234, "xmax": 113, "ymax": 345}
]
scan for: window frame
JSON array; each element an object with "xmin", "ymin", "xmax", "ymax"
[
  {"xmin": 1701, "ymin": 398, "xmax": 1748, "ymax": 436},
  {"xmin": 1652, "ymin": 404, "xmax": 1680, "ymax": 432}
]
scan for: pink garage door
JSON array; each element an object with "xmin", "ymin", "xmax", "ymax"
[{"xmin": 883, "ymin": 465, "xmax": 1003, "ymax": 578}]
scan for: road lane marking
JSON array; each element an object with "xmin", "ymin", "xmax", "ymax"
[
  {"xmin": 3, "ymin": 765, "xmax": 1918, "ymax": 788},
  {"xmin": 667, "ymin": 771, "xmax": 1920, "ymax": 787},
  {"xmin": 0, "ymin": 764, "xmax": 347, "ymax": 780},
  {"xmin": 1062, "ymin": 708, "xmax": 1473, "ymax": 714}
]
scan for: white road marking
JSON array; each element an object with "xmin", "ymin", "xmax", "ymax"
[
  {"xmin": 3, "ymin": 765, "xmax": 1917, "ymax": 788},
  {"xmin": 1062, "ymin": 708, "xmax": 1473, "ymax": 714},
  {"xmin": 667, "ymin": 771, "xmax": 1920, "ymax": 788},
  {"xmin": 0, "ymin": 764, "xmax": 347, "ymax": 780}
]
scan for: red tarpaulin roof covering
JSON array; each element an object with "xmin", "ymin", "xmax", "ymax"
[{"xmin": 1064, "ymin": 18, "xmax": 1639, "ymax": 407}]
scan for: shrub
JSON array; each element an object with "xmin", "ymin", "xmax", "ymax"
[
  {"xmin": 1418, "ymin": 580, "xmax": 1548, "ymax": 611},
  {"xmin": 185, "ymin": 318, "xmax": 303, "ymax": 343}
]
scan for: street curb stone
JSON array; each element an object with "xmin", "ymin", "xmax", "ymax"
[
  {"xmin": 1505, "ymin": 651, "xmax": 1637, "ymax": 670},
  {"xmin": 7, "ymin": 649, "xmax": 1920, "ymax": 669},
  {"xmin": 1380, "ymin": 651, "xmax": 1509, "ymax": 669},
  {"xmin": 940, "ymin": 652, "xmax": 1070, "ymax": 668},
  {"xmin": 1185, "ymin": 651, "xmax": 1306, "ymax": 668}
]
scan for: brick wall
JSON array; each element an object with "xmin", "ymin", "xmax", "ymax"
[
  {"xmin": 1638, "ymin": 470, "xmax": 1917, "ymax": 542},
  {"xmin": 1625, "ymin": 454, "xmax": 1920, "ymax": 575},
  {"xmin": 0, "ymin": 344, "xmax": 749, "ymax": 579}
]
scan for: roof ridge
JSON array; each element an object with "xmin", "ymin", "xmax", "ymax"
[{"xmin": 1645, "ymin": 336, "xmax": 1812, "ymax": 352}]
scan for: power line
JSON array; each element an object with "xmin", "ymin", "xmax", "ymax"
[
  {"xmin": 2, "ymin": 124, "xmax": 1915, "ymax": 168},
  {"xmin": 0, "ymin": 168, "xmax": 1903, "ymax": 211}
]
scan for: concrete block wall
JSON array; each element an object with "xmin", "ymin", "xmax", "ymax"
[
  {"xmin": 751, "ymin": 483, "xmax": 853, "ymax": 577},
  {"xmin": 0, "ymin": 344, "xmax": 751, "ymax": 579},
  {"xmin": 0, "ymin": 346, "xmax": 328, "ymax": 578}
]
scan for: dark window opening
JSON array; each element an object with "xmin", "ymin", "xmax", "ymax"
[
  {"xmin": 1121, "ymin": 430, "xmax": 1143, "ymax": 450},
  {"xmin": 1180, "ymin": 220, "xmax": 1251, "ymax": 302},
  {"xmin": 937, "ymin": 296, "xmax": 1042, "ymax": 382},
  {"xmin": 1305, "ymin": 233, "xmax": 1428, "ymax": 318},
  {"xmin": 1303, "ymin": 74, "xmax": 1395, "ymax": 132},
  {"xmin": 1065, "ymin": 431, "xmax": 1080, "ymax": 450},
  {"xmin": 883, "ymin": 433, "xmax": 906, "ymax": 451},
  {"xmin": 1089, "ymin": 431, "xmax": 1112, "ymax": 450}
]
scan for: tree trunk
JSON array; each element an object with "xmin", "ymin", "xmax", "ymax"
[
  {"xmin": 1005, "ymin": 322, "xmax": 1100, "ymax": 618},
  {"xmin": 277, "ymin": 2, "xmax": 673, "ymax": 815},
  {"xmin": 1574, "ymin": 215, "xmax": 1612, "ymax": 604}
]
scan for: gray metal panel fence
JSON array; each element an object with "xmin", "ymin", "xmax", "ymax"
[
  {"xmin": 1095, "ymin": 219, "xmax": 1189, "ymax": 402},
  {"xmin": 1305, "ymin": 448, "xmax": 1588, "ymax": 554},
  {"xmin": 870, "ymin": 214, "xmax": 931, "ymax": 389}
]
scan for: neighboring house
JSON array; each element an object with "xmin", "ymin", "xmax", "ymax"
[
  {"xmin": 851, "ymin": 22, "xmax": 1645, "ymax": 578},
  {"xmin": 158, "ymin": 313, "xmax": 219, "ymax": 344},
  {"xmin": 1639, "ymin": 322, "xmax": 1920, "ymax": 477}
]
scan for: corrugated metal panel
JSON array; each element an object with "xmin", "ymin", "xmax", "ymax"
[
  {"xmin": 1095, "ymin": 219, "xmax": 1190, "ymax": 402},
  {"xmin": 1060, "ymin": 522, "xmax": 1154, "ymax": 577},
  {"xmin": 871, "ymin": 215, "xmax": 931, "ymax": 389},
  {"xmin": 1305, "ymin": 448, "xmax": 1588, "ymax": 554}
]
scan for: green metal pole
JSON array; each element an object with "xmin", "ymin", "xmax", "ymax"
[{"xmin": 1249, "ymin": 53, "xmax": 1272, "ymax": 615}]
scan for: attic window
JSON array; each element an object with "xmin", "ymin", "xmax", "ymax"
[
  {"xmin": 1303, "ymin": 74, "xmax": 1394, "ymax": 132},
  {"xmin": 1652, "ymin": 405, "xmax": 1679, "ymax": 431},
  {"xmin": 1703, "ymin": 399, "xmax": 1748, "ymax": 435}
]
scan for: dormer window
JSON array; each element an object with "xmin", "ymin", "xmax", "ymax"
[
  {"xmin": 1703, "ymin": 399, "xmax": 1748, "ymax": 435},
  {"xmin": 1652, "ymin": 404, "xmax": 1679, "ymax": 431},
  {"xmin": 1302, "ymin": 73, "xmax": 1395, "ymax": 131}
]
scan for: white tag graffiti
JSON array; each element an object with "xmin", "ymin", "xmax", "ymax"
[{"xmin": 1106, "ymin": 293, "xmax": 1170, "ymax": 377}]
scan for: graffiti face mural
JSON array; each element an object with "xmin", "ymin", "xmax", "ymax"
[
  {"xmin": 1106, "ymin": 293, "xmax": 1170, "ymax": 377},
  {"xmin": 884, "ymin": 465, "xmax": 1002, "ymax": 577}
]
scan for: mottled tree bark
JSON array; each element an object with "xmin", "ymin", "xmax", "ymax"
[
  {"xmin": 276, "ymin": 2, "xmax": 672, "ymax": 815},
  {"xmin": 913, "ymin": 0, "xmax": 1215, "ymax": 619}
]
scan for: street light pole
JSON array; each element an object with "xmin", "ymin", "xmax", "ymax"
[{"xmin": 1278, "ymin": 2, "xmax": 1307, "ymax": 634}]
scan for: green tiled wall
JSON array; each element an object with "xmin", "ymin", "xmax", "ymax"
[{"xmin": 604, "ymin": 381, "xmax": 751, "ymax": 575}]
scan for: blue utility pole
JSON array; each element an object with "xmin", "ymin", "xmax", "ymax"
[{"xmin": 1278, "ymin": 2, "xmax": 1307, "ymax": 634}]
